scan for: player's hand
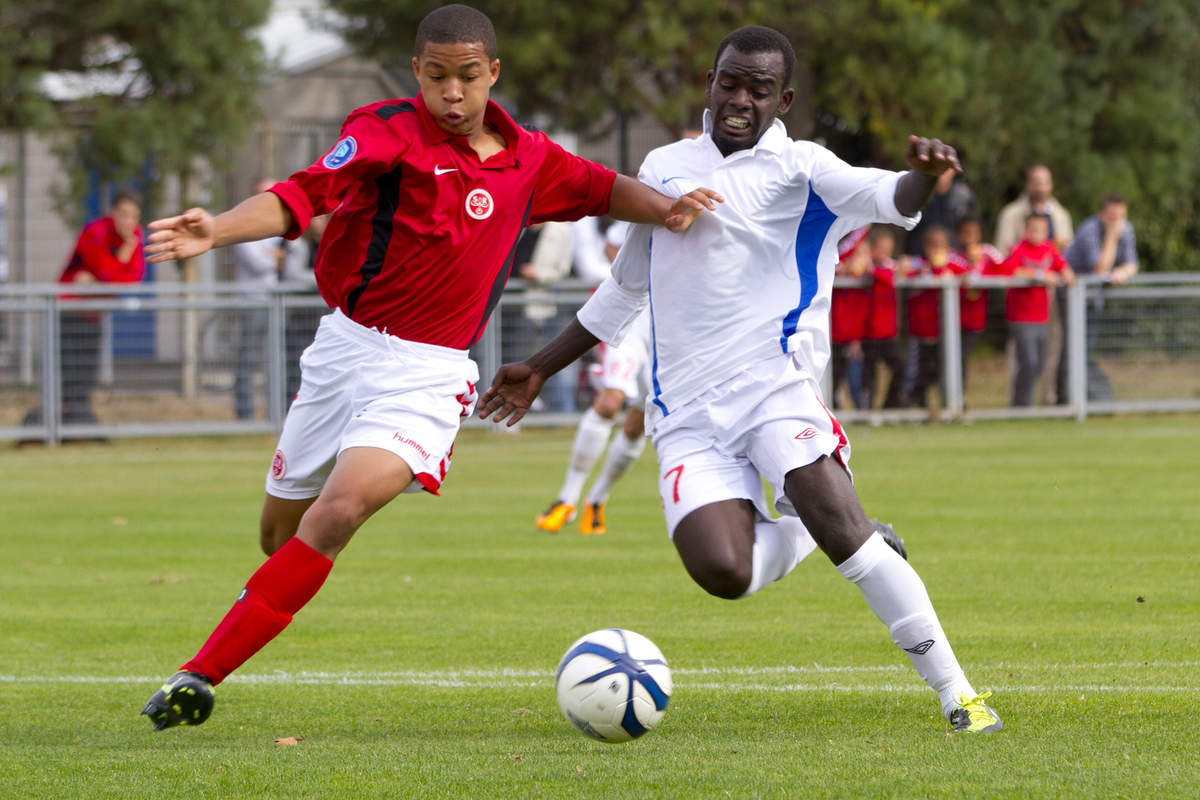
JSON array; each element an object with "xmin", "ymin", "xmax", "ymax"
[
  {"xmin": 664, "ymin": 188, "xmax": 724, "ymax": 233},
  {"xmin": 145, "ymin": 208, "xmax": 216, "ymax": 263},
  {"xmin": 478, "ymin": 362, "xmax": 546, "ymax": 426},
  {"xmin": 904, "ymin": 136, "xmax": 961, "ymax": 177}
]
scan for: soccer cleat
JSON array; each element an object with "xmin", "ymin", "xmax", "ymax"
[
  {"xmin": 535, "ymin": 501, "xmax": 575, "ymax": 533},
  {"xmin": 871, "ymin": 519, "xmax": 907, "ymax": 560},
  {"xmin": 949, "ymin": 691, "xmax": 1002, "ymax": 733},
  {"xmin": 141, "ymin": 671, "xmax": 215, "ymax": 731},
  {"xmin": 579, "ymin": 502, "xmax": 607, "ymax": 535}
]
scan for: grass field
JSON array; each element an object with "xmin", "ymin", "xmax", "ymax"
[{"xmin": 2, "ymin": 417, "xmax": 1198, "ymax": 799}]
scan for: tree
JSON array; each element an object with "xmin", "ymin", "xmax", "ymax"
[
  {"xmin": 325, "ymin": 0, "xmax": 1199, "ymax": 269},
  {"xmin": 0, "ymin": 0, "xmax": 272, "ymax": 222}
]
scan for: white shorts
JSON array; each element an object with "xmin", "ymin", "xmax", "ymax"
[
  {"xmin": 267, "ymin": 310, "xmax": 479, "ymax": 499},
  {"xmin": 652, "ymin": 354, "xmax": 850, "ymax": 536}
]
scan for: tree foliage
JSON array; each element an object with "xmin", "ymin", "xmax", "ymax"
[
  {"xmin": 1, "ymin": 0, "xmax": 271, "ymax": 221},
  {"xmin": 326, "ymin": 0, "xmax": 1200, "ymax": 269}
]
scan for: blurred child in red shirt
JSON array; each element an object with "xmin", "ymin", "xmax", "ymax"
[
  {"xmin": 860, "ymin": 226, "xmax": 905, "ymax": 409},
  {"xmin": 992, "ymin": 214, "xmax": 1074, "ymax": 406},
  {"xmin": 954, "ymin": 215, "xmax": 1003, "ymax": 396},
  {"xmin": 830, "ymin": 226, "xmax": 872, "ymax": 408},
  {"xmin": 903, "ymin": 226, "xmax": 966, "ymax": 409}
]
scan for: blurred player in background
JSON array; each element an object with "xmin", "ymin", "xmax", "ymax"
[
  {"xmin": 137, "ymin": 3, "xmax": 720, "ymax": 731},
  {"xmin": 536, "ymin": 306, "xmax": 651, "ymax": 535},
  {"xmin": 481, "ymin": 25, "xmax": 1000, "ymax": 734}
]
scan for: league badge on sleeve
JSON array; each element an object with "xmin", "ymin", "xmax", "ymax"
[{"xmin": 322, "ymin": 137, "xmax": 358, "ymax": 169}]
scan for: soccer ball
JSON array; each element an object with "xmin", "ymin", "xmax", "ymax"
[{"xmin": 555, "ymin": 628, "xmax": 672, "ymax": 743}]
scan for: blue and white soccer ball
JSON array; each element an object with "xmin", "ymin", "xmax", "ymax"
[{"xmin": 555, "ymin": 628, "xmax": 672, "ymax": 743}]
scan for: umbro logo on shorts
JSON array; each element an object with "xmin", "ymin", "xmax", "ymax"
[
  {"xmin": 795, "ymin": 428, "xmax": 818, "ymax": 440},
  {"xmin": 904, "ymin": 639, "xmax": 936, "ymax": 655}
]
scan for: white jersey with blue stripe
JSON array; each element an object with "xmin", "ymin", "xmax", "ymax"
[{"xmin": 576, "ymin": 112, "xmax": 919, "ymax": 428}]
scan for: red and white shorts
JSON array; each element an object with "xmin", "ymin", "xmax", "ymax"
[
  {"xmin": 651, "ymin": 353, "xmax": 850, "ymax": 536},
  {"xmin": 267, "ymin": 310, "xmax": 478, "ymax": 499}
]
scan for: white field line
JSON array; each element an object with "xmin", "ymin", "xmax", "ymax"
[{"xmin": 1, "ymin": 660, "xmax": 1197, "ymax": 692}]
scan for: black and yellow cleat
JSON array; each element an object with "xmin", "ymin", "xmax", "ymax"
[
  {"xmin": 141, "ymin": 671, "xmax": 215, "ymax": 731},
  {"xmin": 949, "ymin": 691, "xmax": 1003, "ymax": 733},
  {"xmin": 871, "ymin": 519, "xmax": 907, "ymax": 560}
]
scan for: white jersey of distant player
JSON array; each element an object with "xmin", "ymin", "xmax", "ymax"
[
  {"xmin": 596, "ymin": 309, "xmax": 652, "ymax": 408},
  {"xmin": 577, "ymin": 110, "xmax": 919, "ymax": 427}
]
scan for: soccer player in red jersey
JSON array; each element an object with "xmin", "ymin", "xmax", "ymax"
[{"xmin": 138, "ymin": 4, "xmax": 721, "ymax": 730}]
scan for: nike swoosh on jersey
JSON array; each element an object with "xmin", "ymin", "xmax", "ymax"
[
  {"xmin": 434, "ymin": 166, "xmax": 458, "ymax": 175},
  {"xmin": 660, "ymin": 176, "xmax": 686, "ymax": 184}
]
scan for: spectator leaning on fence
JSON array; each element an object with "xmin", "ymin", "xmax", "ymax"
[
  {"xmin": 830, "ymin": 226, "xmax": 872, "ymax": 409},
  {"xmin": 994, "ymin": 165, "xmax": 1073, "ymax": 254},
  {"xmin": 993, "ymin": 214, "xmax": 1075, "ymax": 407},
  {"xmin": 1057, "ymin": 193, "xmax": 1138, "ymax": 403},
  {"xmin": 903, "ymin": 226, "xmax": 966, "ymax": 411},
  {"xmin": 23, "ymin": 188, "xmax": 146, "ymax": 429}
]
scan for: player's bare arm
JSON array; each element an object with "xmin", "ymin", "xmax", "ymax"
[
  {"xmin": 894, "ymin": 136, "xmax": 962, "ymax": 217},
  {"xmin": 145, "ymin": 191, "xmax": 294, "ymax": 263},
  {"xmin": 608, "ymin": 174, "xmax": 724, "ymax": 233},
  {"xmin": 479, "ymin": 319, "xmax": 600, "ymax": 425}
]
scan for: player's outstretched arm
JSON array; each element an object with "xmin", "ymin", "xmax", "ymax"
[
  {"xmin": 479, "ymin": 319, "xmax": 600, "ymax": 426},
  {"xmin": 607, "ymin": 174, "xmax": 723, "ymax": 233},
  {"xmin": 894, "ymin": 136, "xmax": 962, "ymax": 218},
  {"xmin": 145, "ymin": 192, "xmax": 294, "ymax": 263}
]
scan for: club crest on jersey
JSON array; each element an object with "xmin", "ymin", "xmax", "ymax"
[
  {"xmin": 271, "ymin": 449, "xmax": 287, "ymax": 480},
  {"xmin": 322, "ymin": 136, "xmax": 358, "ymax": 169},
  {"xmin": 465, "ymin": 188, "xmax": 494, "ymax": 220}
]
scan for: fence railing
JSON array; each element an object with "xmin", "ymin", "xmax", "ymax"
[{"xmin": 1, "ymin": 274, "xmax": 1198, "ymax": 444}]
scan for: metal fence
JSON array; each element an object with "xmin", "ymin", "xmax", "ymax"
[{"xmin": 1, "ymin": 274, "xmax": 1198, "ymax": 444}]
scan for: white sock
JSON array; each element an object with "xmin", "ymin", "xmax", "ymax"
[
  {"xmin": 740, "ymin": 517, "xmax": 819, "ymax": 597},
  {"xmin": 837, "ymin": 532, "xmax": 976, "ymax": 717},
  {"xmin": 556, "ymin": 408, "xmax": 614, "ymax": 506},
  {"xmin": 584, "ymin": 433, "xmax": 646, "ymax": 505}
]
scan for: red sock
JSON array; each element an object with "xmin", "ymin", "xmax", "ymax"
[{"xmin": 181, "ymin": 537, "xmax": 333, "ymax": 685}]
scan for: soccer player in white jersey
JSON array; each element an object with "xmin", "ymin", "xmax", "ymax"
[
  {"xmin": 536, "ymin": 307, "xmax": 652, "ymax": 534},
  {"xmin": 481, "ymin": 25, "xmax": 1001, "ymax": 733}
]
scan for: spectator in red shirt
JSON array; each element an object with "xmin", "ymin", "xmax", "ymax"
[
  {"xmin": 830, "ymin": 226, "xmax": 871, "ymax": 408},
  {"xmin": 954, "ymin": 215, "xmax": 1002, "ymax": 396},
  {"xmin": 24, "ymin": 189, "xmax": 145, "ymax": 428},
  {"xmin": 993, "ymin": 214, "xmax": 1074, "ymax": 406},
  {"xmin": 903, "ymin": 226, "xmax": 966, "ymax": 409},
  {"xmin": 137, "ymin": 4, "xmax": 721, "ymax": 732},
  {"xmin": 860, "ymin": 227, "xmax": 905, "ymax": 409}
]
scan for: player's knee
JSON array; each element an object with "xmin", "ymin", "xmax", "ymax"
[
  {"xmin": 687, "ymin": 551, "xmax": 752, "ymax": 600},
  {"xmin": 593, "ymin": 390, "xmax": 624, "ymax": 419}
]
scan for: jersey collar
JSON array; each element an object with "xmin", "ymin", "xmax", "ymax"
[
  {"xmin": 701, "ymin": 109, "xmax": 788, "ymax": 159},
  {"xmin": 414, "ymin": 94, "xmax": 519, "ymax": 169}
]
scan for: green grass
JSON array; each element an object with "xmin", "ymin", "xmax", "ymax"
[{"xmin": 2, "ymin": 417, "xmax": 1198, "ymax": 799}]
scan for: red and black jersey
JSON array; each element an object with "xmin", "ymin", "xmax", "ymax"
[{"xmin": 270, "ymin": 95, "xmax": 616, "ymax": 349}]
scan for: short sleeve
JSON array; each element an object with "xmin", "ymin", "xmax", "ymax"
[
  {"xmin": 269, "ymin": 110, "xmax": 400, "ymax": 239},
  {"xmin": 805, "ymin": 144, "xmax": 921, "ymax": 231},
  {"xmin": 528, "ymin": 134, "xmax": 617, "ymax": 224},
  {"xmin": 576, "ymin": 223, "xmax": 652, "ymax": 344}
]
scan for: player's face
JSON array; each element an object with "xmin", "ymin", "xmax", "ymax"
[
  {"xmin": 412, "ymin": 41, "xmax": 500, "ymax": 138},
  {"xmin": 705, "ymin": 48, "xmax": 793, "ymax": 157}
]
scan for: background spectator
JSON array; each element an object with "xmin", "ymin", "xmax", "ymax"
[
  {"xmin": 1058, "ymin": 193, "xmax": 1138, "ymax": 403},
  {"xmin": 955, "ymin": 215, "xmax": 1003, "ymax": 397},
  {"xmin": 994, "ymin": 165, "xmax": 1073, "ymax": 253},
  {"xmin": 993, "ymin": 214, "xmax": 1074, "ymax": 406},
  {"xmin": 282, "ymin": 214, "xmax": 326, "ymax": 409},
  {"xmin": 903, "ymin": 227, "xmax": 965, "ymax": 411},
  {"xmin": 830, "ymin": 226, "xmax": 872, "ymax": 409},
  {"xmin": 24, "ymin": 188, "xmax": 146, "ymax": 428},
  {"xmin": 861, "ymin": 227, "xmax": 905, "ymax": 409},
  {"xmin": 231, "ymin": 178, "xmax": 285, "ymax": 420}
]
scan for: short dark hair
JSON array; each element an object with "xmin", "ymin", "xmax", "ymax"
[
  {"xmin": 111, "ymin": 188, "xmax": 142, "ymax": 209},
  {"xmin": 714, "ymin": 25, "xmax": 796, "ymax": 87},
  {"xmin": 1100, "ymin": 192, "xmax": 1126, "ymax": 208},
  {"xmin": 955, "ymin": 214, "xmax": 981, "ymax": 231},
  {"xmin": 415, "ymin": 4, "xmax": 498, "ymax": 61}
]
